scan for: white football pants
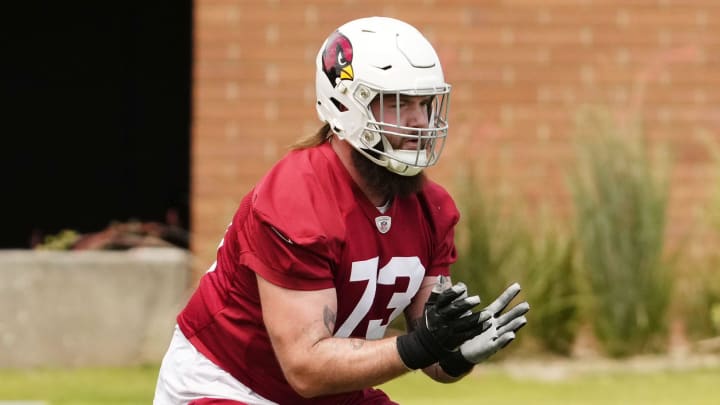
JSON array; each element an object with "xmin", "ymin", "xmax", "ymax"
[{"xmin": 153, "ymin": 325, "xmax": 278, "ymax": 405}]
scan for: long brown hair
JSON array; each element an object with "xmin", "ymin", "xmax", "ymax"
[{"xmin": 290, "ymin": 123, "xmax": 332, "ymax": 150}]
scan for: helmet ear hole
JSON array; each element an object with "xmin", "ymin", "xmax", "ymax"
[{"xmin": 330, "ymin": 97, "xmax": 348, "ymax": 112}]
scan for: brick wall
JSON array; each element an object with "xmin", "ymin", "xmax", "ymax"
[{"xmin": 191, "ymin": 0, "xmax": 720, "ymax": 281}]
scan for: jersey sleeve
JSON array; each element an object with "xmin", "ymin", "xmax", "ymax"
[
  {"xmin": 239, "ymin": 212, "xmax": 336, "ymax": 290},
  {"xmin": 420, "ymin": 181, "xmax": 460, "ymax": 277},
  {"xmin": 238, "ymin": 152, "xmax": 344, "ymax": 291}
]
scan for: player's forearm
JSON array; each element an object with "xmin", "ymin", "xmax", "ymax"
[{"xmin": 281, "ymin": 335, "xmax": 408, "ymax": 398}]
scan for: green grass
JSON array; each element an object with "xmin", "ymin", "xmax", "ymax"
[
  {"xmin": 1, "ymin": 363, "xmax": 719, "ymax": 404},
  {"xmin": 380, "ymin": 367, "xmax": 720, "ymax": 405},
  {"xmin": 0, "ymin": 365, "xmax": 159, "ymax": 405}
]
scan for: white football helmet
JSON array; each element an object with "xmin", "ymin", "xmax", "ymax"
[{"xmin": 315, "ymin": 16, "xmax": 451, "ymax": 176}]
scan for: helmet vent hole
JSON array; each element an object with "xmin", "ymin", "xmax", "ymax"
[{"xmin": 330, "ymin": 97, "xmax": 348, "ymax": 112}]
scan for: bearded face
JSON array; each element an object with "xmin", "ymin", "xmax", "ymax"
[{"xmin": 350, "ymin": 147, "xmax": 426, "ymax": 200}]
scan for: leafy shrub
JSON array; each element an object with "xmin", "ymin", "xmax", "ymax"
[
  {"xmin": 682, "ymin": 135, "xmax": 720, "ymax": 341},
  {"xmin": 520, "ymin": 223, "xmax": 580, "ymax": 355},
  {"xmin": 568, "ymin": 105, "xmax": 673, "ymax": 357},
  {"xmin": 452, "ymin": 170, "xmax": 526, "ymax": 307},
  {"xmin": 452, "ymin": 169, "xmax": 581, "ymax": 356}
]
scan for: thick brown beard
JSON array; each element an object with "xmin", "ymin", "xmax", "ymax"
[{"xmin": 350, "ymin": 148, "xmax": 426, "ymax": 199}]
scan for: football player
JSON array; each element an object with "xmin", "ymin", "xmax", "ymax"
[{"xmin": 154, "ymin": 16, "xmax": 529, "ymax": 405}]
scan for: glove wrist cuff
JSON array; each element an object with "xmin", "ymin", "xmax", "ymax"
[
  {"xmin": 439, "ymin": 350, "xmax": 475, "ymax": 377},
  {"xmin": 396, "ymin": 331, "xmax": 445, "ymax": 370}
]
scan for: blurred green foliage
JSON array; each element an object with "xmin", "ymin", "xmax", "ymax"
[
  {"xmin": 35, "ymin": 229, "xmax": 80, "ymax": 250},
  {"xmin": 681, "ymin": 134, "xmax": 720, "ymax": 340},
  {"xmin": 452, "ymin": 170, "xmax": 580, "ymax": 356},
  {"xmin": 568, "ymin": 105, "xmax": 674, "ymax": 357},
  {"xmin": 519, "ymin": 225, "xmax": 580, "ymax": 356},
  {"xmin": 451, "ymin": 104, "xmax": 698, "ymax": 358},
  {"xmin": 452, "ymin": 169, "xmax": 525, "ymax": 307}
]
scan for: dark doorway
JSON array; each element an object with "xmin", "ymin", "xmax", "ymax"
[{"xmin": 3, "ymin": 2, "xmax": 192, "ymax": 248}]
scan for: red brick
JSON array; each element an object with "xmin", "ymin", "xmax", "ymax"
[{"xmin": 191, "ymin": 0, "xmax": 720, "ymax": 274}]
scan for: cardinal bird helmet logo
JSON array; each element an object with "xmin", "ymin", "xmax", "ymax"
[{"xmin": 321, "ymin": 31, "xmax": 354, "ymax": 87}]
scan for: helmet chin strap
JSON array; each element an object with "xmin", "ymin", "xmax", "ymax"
[
  {"xmin": 379, "ymin": 136, "xmax": 427, "ymax": 177},
  {"xmin": 386, "ymin": 155, "xmax": 424, "ymax": 176}
]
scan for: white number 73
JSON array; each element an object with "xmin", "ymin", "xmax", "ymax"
[{"xmin": 334, "ymin": 256, "xmax": 424, "ymax": 339}]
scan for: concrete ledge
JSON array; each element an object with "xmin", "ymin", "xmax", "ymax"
[{"xmin": 0, "ymin": 248, "xmax": 191, "ymax": 369}]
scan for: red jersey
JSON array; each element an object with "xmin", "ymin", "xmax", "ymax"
[{"xmin": 177, "ymin": 142, "xmax": 459, "ymax": 404}]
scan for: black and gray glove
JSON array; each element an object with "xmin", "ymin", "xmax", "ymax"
[
  {"xmin": 439, "ymin": 283, "xmax": 530, "ymax": 377},
  {"xmin": 396, "ymin": 278, "xmax": 491, "ymax": 370}
]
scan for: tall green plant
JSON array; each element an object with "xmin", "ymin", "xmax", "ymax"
[
  {"xmin": 706, "ymin": 138, "xmax": 720, "ymax": 336},
  {"xmin": 707, "ymin": 136, "xmax": 720, "ymax": 232},
  {"xmin": 452, "ymin": 170, "xmax": 524, "ymax": 303},
  {"xmin": 682, "ymin": 135, "xmax": 720, "ymax": 340},
  {"xmin": 521, "ymin": 224, "xmax": 580, "ymax": 355},
  {"xmin": 453, "ymin": 169, "xmax": 581, "ymax": 356},
  {"xmin": 569, "ymin": 105, "xmax": 673, "ymax": 357}
]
